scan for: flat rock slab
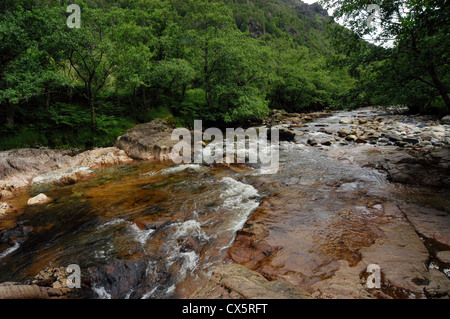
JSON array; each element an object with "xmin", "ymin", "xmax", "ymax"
[
  {"xmin": 399, "ymin": 204, "xmax": 450, "ymax": 248},
  {"xmin": 192, "ymin": 263, "xmax": 312, "ymax": 299},
  {"xmin": 0, "ymin": 147, "xmax": 133, "ymax": 198}
]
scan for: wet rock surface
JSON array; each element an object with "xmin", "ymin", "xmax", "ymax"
[
  {"xmin": 0, "ymin": 283, "xmax": 66, "ymax": 299},
  {"xmin": 0, "ymin": 266, "xmax": 89, "ymax": 299},
  {"xmin": 0, "ymin": 147, "xmax": 133, "ymax": 200},
  {"xmin": 192, "ymin": 263, "xmax": 312, "ymax": 299},
  {"xmin": 224, "ymin": 107, "xmax": 450, "ymax": 299}
]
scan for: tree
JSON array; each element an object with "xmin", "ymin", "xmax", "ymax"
[
  {"xmin": 0, "ymin": 1, "xmax": 65, "ymax": 125},
  {"xmin": 63, "ymin": 6, "xmax": 118, "ymax": 130},
  {"xmin": 322, "ymin": 0, "xmax": 450, "ymax": 114},
  {"xmin": 181, "ymin": 0, "xmax": 271, "ymax": 124}
]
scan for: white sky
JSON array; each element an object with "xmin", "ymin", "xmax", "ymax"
[
  {"xmin": 301, "ymin": 0, "xmax": 335, "ymax": 16},
  {"xmin": 302, "ymin": 0, "xmax": 392, "ymax": 47}
]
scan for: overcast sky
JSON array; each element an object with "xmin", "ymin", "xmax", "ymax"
[{"xmin": 301, "ymin": 0, "xmax": 334, "ymax": 16}]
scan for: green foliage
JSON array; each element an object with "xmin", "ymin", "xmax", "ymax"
[
  {"xmin": 322, "ymin": 0, "xmax": 450, "ymax": 114},
  {"xmin": 0, "ymin": 126, "xmax": 48, "ymax": 151},
  {"xmin": 141, "ymin": 106, "xmax": 173, "ymax": 123},
  {"xmin": 0, "ymin": 0, "xmax": 370, "ymax": 151}
]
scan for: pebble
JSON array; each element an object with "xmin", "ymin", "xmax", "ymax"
[
  {"xmin": 338, "ymin": 129, "xmax": 351, "ymax": 137},
  {"xmin": 339, "ymin": 117, "xmax": 353, "ymax": 124},
  {"xmin": 299, "ymin": 109, "xmax": 450, "ymax": 151},
  {"xmin": 0, "ymin": 202, "xmax": 10, "ymax": 217},
  {"xmin": 27, "ymin": 194, "xmax": 51, "ymax": 206}
]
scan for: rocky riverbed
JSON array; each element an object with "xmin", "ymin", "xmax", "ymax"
[
  {"xmin": 0, "ymin": 106, "xmax": 449, "ymax": 299},
  {"xmin": 221, "ymin": 107, "xmax": 450, "ymax": 299}
]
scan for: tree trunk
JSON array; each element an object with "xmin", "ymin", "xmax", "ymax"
[
  {"xmin": 46, "ymin": 86, "xmax": 51, "ymax": 113},
  {"xmin": 133, "ymin": 86, "xmax": 138, "ymax": 110},
  {"xmin": 6, "ymin": 101, "xmax": 14, "ymax": 126},
  {"xmin": 142, "ymin": 85, "xmax": 147, "ymax": 110},
  {"xmin": 90, "ymin": 97, "xmax": 96, "ymax": 131},
  {"xmin": 68, "ymin": 86, "xmax": 73, "ymax": 104},
  {"xmin": 204, "ymin": 40, "xmax": 213, "ymax": 109},
  {"xmin": 87, "ymin": 84, "xmax": 96, "ymax": 131},
  {"xmin": 428, "ymin": 65, "xmax": 450, "ymax": 112}
]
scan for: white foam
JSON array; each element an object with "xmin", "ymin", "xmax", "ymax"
[
  {"xmin": 171, "ymin": 220, "xmax": 209, "ymax": 241},
  {"xmin": 129, "ymin": 223, "xmax": 155, "ymax": 245},
  {"xmin": 221, "ymin": 177, "xmax": 258, "ymax": 206},
  {"xmin": 165, "ymin": 284, "xmax": 176, "ymax": 295},
  {"xmin": 178, "ymin": 251, "xmax": 199, "ymax": 278},
  {"xmin": 92, "ymin": 286, "xmax": 112, "ymax": 299},
  {"xmin": 161, "ymin": 164, "xmax": 202, "ymax": 175},
  {"xmin": 220, "ymin": 177, "xmax": 259, "ymax": 233},
  {"xmin": 163, "ymin": 220, "xmax": 209, "ymax": 281},
  {"xmin": 141, "ymin": 286, "xmax": 159, "ymax": 299},
  {"xmin": 97, "ymin": 218, "xmax": 128, "ymax": 229},
  {"xmin": 0, "ymin": 242, "xmax": 20, "ymax": 260}
]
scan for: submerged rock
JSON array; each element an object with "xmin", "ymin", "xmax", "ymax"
[
  {"xmin": 31, "ymin": 166, "xmax": 93, "ymax": 186},
  {"xmin": 0, "ymin": 202, "xmax": 10, "ymax": 217}
]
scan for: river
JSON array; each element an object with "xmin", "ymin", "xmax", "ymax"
[{"xmin": 0, "ymin": 107, "xmax": 449, "ymax": 299}]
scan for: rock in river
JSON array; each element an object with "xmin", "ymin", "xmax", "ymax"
[
  {"xmin": 441, "ymin": 115, "xmax": 450, "ymax": 125},
  {"xmin": 27, "ymin": 193, "xmax": 51, "ymax": 206},
  {"xmin": 115, "ymin": 119, "xmax": 179, "ymax": 161}
]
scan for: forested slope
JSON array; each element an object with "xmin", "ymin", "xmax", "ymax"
[{"xmin": 4, "ymin": 0, "xmax": 446, "ymax": 151}]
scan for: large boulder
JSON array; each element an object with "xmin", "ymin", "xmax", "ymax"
[
  {"xmin": 0, "ymin": 148, "xmax": 76, "ymax": 195},
  {"xmin": 441, "ymin": 115, "xmax": 450, "ymax": 125},
  {"xmin": 115, "ymin": 119, "xmax": 179, "ymax": 161}
]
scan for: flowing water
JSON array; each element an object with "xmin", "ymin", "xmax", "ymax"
[
  {"xmin": 0, "ymin": 108, "xmax": 448, "ymax": 298},
  {"xmin": 0, "ymin": 161, "xmax": 265, "ymax": 298}
]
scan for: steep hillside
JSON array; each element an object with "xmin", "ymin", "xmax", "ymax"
[{"xmin": 225, "ymin": 0, "xmax": 333, "ymax": 54}]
